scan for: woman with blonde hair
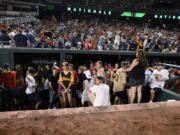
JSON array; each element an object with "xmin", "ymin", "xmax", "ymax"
[
  {"xmin": 58, "ymin": 62, "xmax": 74, "ymax": 107},
  {"xmin": 123, "ymin": 50, "xmax": 147, "ymax": 104}
]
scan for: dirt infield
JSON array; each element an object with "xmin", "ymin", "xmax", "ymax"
[{"xmin": 0, "ymin": 101, "xmax": 180, "ymax": 135}]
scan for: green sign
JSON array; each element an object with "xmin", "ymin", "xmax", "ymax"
[
  {"xmin": 67, "ymin": 6, "xmax": 112, "ymax": 16},
  {"xmin": 134, "ymin": 13, "xmax": 145, "ymax": 18},
  {"xmin": 121, "ymin": 12, "xmax": 145, "ymax": 18}
]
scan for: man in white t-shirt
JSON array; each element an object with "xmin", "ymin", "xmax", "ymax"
[
  {"xmin": 88, "ymin": 76, "xmax": 111, "ymax": 107},
  {"xmin": 114, "ymin": 33, "xmax": 120, "ymax": 46},
  {"xmin": 25, "ymin": 68, "xmax": 36, "ymax": 95},
  {"xmin": 149, "ymin": 63, "xmax": 169, "ymax": 102},
  {"xmin": 25, "ymin": 68, "xmax": 41, "ymax": 109}
]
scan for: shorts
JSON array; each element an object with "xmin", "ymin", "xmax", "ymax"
[
  {"xmin": 151, "ymin": 87, "xmax": 162, "ymax": 92},
  {"xmin": 27, "ymin": 92, "xmax": 41, "ymax": 103},
  {"xmin": 129, "ymin": 78, "xmax": 144, "ymax": 87},
  {"xmin": 114, "ymin": 91, "xmax": 124, "ymax": 99}
]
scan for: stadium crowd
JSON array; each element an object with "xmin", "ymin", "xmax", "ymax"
[
  {"xmin": 0, "ymin": 50, "xmax": 179, "ymax": 111},
  {"xmin": 0, "ymin": 17, "xmax": 180, "ymax": 52}
]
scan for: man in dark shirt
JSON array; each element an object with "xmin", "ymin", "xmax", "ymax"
[
  {"xmin": 48, "ymin": 66, "xmax": 59, "ymax": 109},
  {"xmin": 25, "ymin": 30, "xmax": 34, "ymax": 48},
  {"xmin": 128, "ymin": 41, "xmax": 138, "ymax": 51},
  {"xmin": 0, "ymin": 30, "xmax": 10, "ymax": 46},
  {"xmin": 71, "ymin": 35, "xmax": 80, "ymax": 49},
  {"xmin": 14, "ymin": 30, "xmax": 29, "ymax": 47}
]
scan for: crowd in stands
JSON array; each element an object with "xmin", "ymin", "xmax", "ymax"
[
  {"xmin": 0, "ymin": 50, "xmax": 178, "ymax": 111},
  {"xmin": 0, "ymin": 17, "xmax": 180, "ymax": 53}
]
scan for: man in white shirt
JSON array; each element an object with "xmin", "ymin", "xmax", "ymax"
[
  {"xmin": 25, "ymin": 68, "xmax": 41, "ymax": 109},
  {"xmin": 114, "ymin": 33, "xmax": 120, "ymax": 50},
  {"xmin": 88, "ymin": 76, "xmax": 111, "ymax": 107},
  {"xmin": 149, "ymin": 63, "xmax": 169, "ymax": 102}
]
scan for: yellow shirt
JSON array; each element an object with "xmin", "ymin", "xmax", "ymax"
[{"xmin": 112, "ymin": 72, "xmax": 127, "ymax": 93}]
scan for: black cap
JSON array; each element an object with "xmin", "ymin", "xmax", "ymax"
[
  {"xmin": 96, "ymin": 76, "xmax": 105, "ymax": 82},
  {"xmin": 3, "ymin": 63, "xmax": 10, "ymax": 69}
]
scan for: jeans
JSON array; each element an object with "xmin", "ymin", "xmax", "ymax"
[{"xmin": 48, "ymin": 90, "xmax": 57, "ymax": 108}]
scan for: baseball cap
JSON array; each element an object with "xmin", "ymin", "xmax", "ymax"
[
  {"xmin": 96, "ymin": 76, "xmax": 105, "ymax": 82},
  {"xmin": 3, "ymin": 63, "xmax": 10, "ymax": 69}
]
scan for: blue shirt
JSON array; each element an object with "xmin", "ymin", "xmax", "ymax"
[
  {"xmin": 0, "ymin": 34, "xmax": 10, "ymax": 45},
  {"xmin": 26, "ymin": 33, "xmax": 34, "ymax": 44},
  {"xmin": 14, "ymin": 34, "xmax": 28, "ymax": 47}
]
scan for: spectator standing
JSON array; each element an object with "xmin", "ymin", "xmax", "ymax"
[
  {"xmin": 123, "ymin": 50, "xmax": 147, "ymax": 104},
  {"xmin": 96, "ymin": 61, "xmax": 106, "ymax": 79},
  {"xmin": 149, "ymin": 63, "xmax": 169, "ymax": 102},
  {"xmin": 48, "ymin": 66, "xmax": 59, "ymax": 109},
  {"xmin": 3, "ymin": 63, "xmax": 17, "ymax": 110},
  {"xmin": 25, "ymin": 30, "xmax": 35, "ymax": 48},
  {"xmin": 58, "ymin": 62, "xmax": 74, "ymax": 107},
  {"xmin": 0, "ymin": 30, "xmax": 10, "ymax": 46},
  {"xmin": 97, "ymin": 34, "xmax": 106, "ymax": 50},
  {"xmin": 14, "ymin": 30, "xmax": 29, "ymax": 47},
  {"xmin": 25, "ymin": 68, "xmax": 41, "ymax": 109},
  {"xmin": 111, "ymin": 62, "xmax": 128, "ymax": 104},
  {"xmin": 68, "ymin": 64, "xmax": 79, "ymax": 107}
]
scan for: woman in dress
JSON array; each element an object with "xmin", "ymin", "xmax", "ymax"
[{"xmin": 123, "ymin": 50, "xmax": 147, "ymax": 104}]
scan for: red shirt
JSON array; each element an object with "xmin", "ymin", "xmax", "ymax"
[
  {"xmin": 84, "ymin": 41, "xmax": 95, "ymax": 50},
  {"xmin": 73, "ymin": 71, "xmax": 79, "ymax": 83},
  {"xmin": 3, "ymin": 71, "xmax": 16, "ymax": 88},
  {"xmin": 0, "ymin": 75, "xmax": 4, "ymax": 85}
]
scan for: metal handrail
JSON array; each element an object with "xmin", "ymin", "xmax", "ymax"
[
  {"xmin": 162, "ymin": 63, "xmax": 180, "ymax": 69},
  {"xmin": 166, "ymin": 76, "xmax": 180, "ymax": 83}
]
